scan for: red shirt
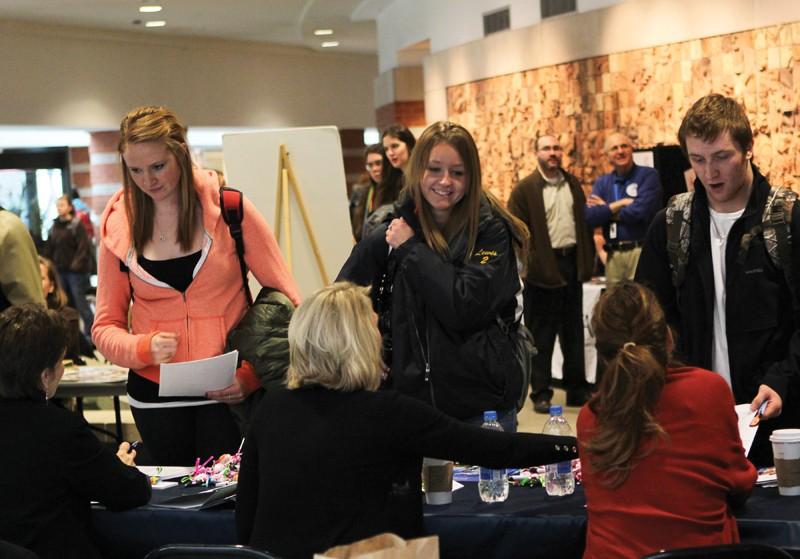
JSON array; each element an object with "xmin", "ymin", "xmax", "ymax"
[{"xmin": 577, "ymin": 367, "xmax": 756, "ymax": 559}]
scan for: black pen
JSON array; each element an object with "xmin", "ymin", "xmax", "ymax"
[{"xmin": 130, "ymin": 440, "xmax": 143, "ymax": 452}]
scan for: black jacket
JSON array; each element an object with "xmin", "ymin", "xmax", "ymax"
[
  {"xmin": 338, "ymin": 194, "xmax": 523, "ymax": 420},
  {"xmin": 635, "ymin": 166, "xmax": 800, "ymax": 463},
  {"xmin": 236, "ymin": 386, "xmax": 578, "ymax": 559},
  {"xmin": 0, "ymin": 398, "xmax": 151, "ymax": 559},
  {"xmin": 226, "ymin": 287, "xmax": 294, "ymax": 434},
  {"xmin": 47, "ymin": 216, "xmax": 94, "ymax": 274}
]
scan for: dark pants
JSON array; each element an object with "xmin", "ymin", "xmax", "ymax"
[
  {"xmin": 59, "ymin": 271, "xmax": 94, "ymax": 337},
  {"xmin": 131, "ymin": 403, "xmax": 242, "ymax": 466},
  {"xmin": 524, "ymin": 252, "xmax": 587, "ymax": 400}
]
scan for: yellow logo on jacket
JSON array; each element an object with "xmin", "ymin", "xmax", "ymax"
[{"xmin": 474, "ymin": 249, "xmax": 498, "ymax": 265}]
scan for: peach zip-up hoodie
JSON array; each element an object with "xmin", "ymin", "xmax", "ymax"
[{"xmin": 92, "ymin": 168, "xmax": 301, "ymax": 388}]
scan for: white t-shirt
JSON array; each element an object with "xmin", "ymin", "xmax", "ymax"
[{"xmin": 709, "ymin": 207, "xmax": 744, "ymax": 389}]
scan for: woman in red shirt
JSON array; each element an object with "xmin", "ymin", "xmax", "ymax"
[{"xmin": 578, "ymin": 282, "xmax": 756, "ymax": 559}]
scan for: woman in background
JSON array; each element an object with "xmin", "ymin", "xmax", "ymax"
[
  {"xmin": 39, "ymin": 255, "xmax": 91, "ymax": 363},
  {"xmin": 361, "ymin": 125, "xmax": 417, "ymax": 237},
  {"xmin": 45, "ymin": 194, "xmax": 95, "ymax": 337},
  {"xmin": 236, "ymin": 282, "xmax": 577, "ymax": 559},
  {"xmin": 93, "ymin": 105, "xmax": 300, "ymax": 465},
  {"xmin": 0, "ymin": 305, "xmax": 150, "ymax": 559},
  {"xmin": 338, "ymin": 121, "xmax": 528, "ymax": 432},
  {"xmin": 349, "ymin": 143, "xmax": 384, "ymax": 242},
  {"xmin": 578, "ymin": 282, "xmax": 756, "ymax": 559}
]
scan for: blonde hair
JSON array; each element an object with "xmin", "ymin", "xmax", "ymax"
[
  {"xmin": 118, "ymin": 105, "xmax": 200, "ymax": 253},
  {"xmin": 404, "ymin": 121, "xmax": 529, "ymax": 268},
  {"xmin": 584, "ymin": 281, "xmax": 670, "ymax": 488},
  {"xmin": 287, "ymin": 282, "xmax": 382, "ymax": 392}
]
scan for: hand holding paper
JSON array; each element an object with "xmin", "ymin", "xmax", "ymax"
[
  {"xmin": 158, "ymin": 350, "xmax": 238, "ymax": 397},
  {"xmin": 735, "ymin": 403, "xmax": 760, "ymax": 457}
]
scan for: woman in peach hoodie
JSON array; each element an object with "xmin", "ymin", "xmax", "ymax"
[{"xmin": 93, "ymin": 106, "xmax": 300, "ymax": 465}]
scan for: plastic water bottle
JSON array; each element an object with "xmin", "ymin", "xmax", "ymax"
[
  {"xmin": 478, "ymin": 410, "xmax": 509, "ymax": 503},
  {"xmin": 542, "ymin": 405, "xmax": 575, "ymax": 496}
]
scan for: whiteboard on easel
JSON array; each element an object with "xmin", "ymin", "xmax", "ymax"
[{"xmin": 222, "ymin": 126, "xmax": 352, "ymax": 298}]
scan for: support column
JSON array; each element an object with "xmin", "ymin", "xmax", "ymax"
[
  {"xmin": 374, "ymin": 66, "xmax": 426, "ymax": 131},
  {"xmin": 88, "ymin": 131, "xmax": 123, "ymax": 216}
]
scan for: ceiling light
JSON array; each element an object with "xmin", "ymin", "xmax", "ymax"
[
  {"xmin": 321, "ymin": 41, "xmax": 339, "ymax": 48},
  {"xmin": 145, "ymin": 20, "xmax": 166, "ymax": 27},
  {"xmin": 314, "ymin": 29, "xmax": 334, "ymax": 36},
  {"xmin": 139, "ymin": 5, "xmax": 162, "ymax": 13}
]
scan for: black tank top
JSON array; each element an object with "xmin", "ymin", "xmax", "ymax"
[{"xmin": 138, "ymin": 250, "xmax": 201, "ymax": 293}]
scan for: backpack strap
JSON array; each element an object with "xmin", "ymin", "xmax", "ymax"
[
  {"xmin": 219, "ymin": 186, "xmax": 253, "ymax": 306},
  {"xmin": 762, "ymin": 186, "xmax": 798, "ymax": 307},
  {"xmin": 665, "ymin": 192, "xmax": 694, "ymax": 287}
]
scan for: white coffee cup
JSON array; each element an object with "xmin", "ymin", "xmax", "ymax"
[
  {"xmin": 770, "ymin": 428, "xmax": 800, "ymax": 496},
  {"xmin": 422, "ymin": 457, "xmax": 453, "ymax": 505}
]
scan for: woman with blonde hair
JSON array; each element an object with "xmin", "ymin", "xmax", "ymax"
[
  {"xmin": 338, "ymin": 121, "xmax": 528, "ymax": 431},
  {"xmin": 92, "ymin": 105, "xmax": 300, "ymax": 465},
  {"xmin": 577, "ymin": 282, "xmax": 756, "ymax": 559},
  {"xmin": 235, "ymin": 282, "xmax": 577, "ymax": 559}
]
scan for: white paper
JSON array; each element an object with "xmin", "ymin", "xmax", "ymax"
[
  {"xmin": 158, "ymin": 350, "xmax": 238, "ymax": 397},
  {"xmin": 735, "ymin": 403, "xmax": 759, "ymax": 457},
  {"xmin": 137, "ymin": 466, "xmax": 194, "ymax": 479}
]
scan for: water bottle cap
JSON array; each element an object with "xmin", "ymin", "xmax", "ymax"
[
  {"xmin": 549, "ymin": 405, "xmax": 563, "ymax": 416},
  {"xmin": 483, "ymin": 410, "xmax": 498, "ymax": 421}
]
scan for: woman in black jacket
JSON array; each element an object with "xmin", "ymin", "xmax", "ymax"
[
  {"xmin": 360, "ymin": 125, "xmax": 418, "ymax": 239},
  {"xmin": 338, "ymin": 121, "xmax": 529, "ymax": 431},
  {"xmin": 0, "ymin": 305, "xmax": 151, "ymax": 559}
]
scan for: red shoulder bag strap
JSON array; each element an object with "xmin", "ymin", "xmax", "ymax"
[{"xmin": 219, "ymin": 186, "xmax": 253, "ymax": 306}]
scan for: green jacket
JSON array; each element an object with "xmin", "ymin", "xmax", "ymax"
[{"xmin": 226, "ymin": 286, "xmax": 294, "ymax": 434}]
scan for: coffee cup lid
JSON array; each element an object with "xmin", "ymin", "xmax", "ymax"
[{"xmin": 770, "ymin": 428, "xmax": 800, "ymax": 442}]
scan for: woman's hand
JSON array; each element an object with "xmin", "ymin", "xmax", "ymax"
[
  {"xmin": 386, "ymin": 217, "xmax": 413, "ymax": 249},
  {"xmin": 117, "ymin": 441, "xmax": 137, "ymax": 466},
  {"xmin": 206, "ymin": 375, "xmax": 248, "ymax": 405},
  {"xmin": 150, "ymin": 332, "xmax": 179, "ymax": 364}
]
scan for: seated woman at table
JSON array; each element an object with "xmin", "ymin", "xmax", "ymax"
[
  {"xmin": 0, "ymin": 305, "xmax": 151, "ymax": 559},
  {"xmin": 577, "ymin": 282, "xmax": 757, "ymax": 559},
  {"xmin": 236, "ymin": 282, "xmax": 578, "ymax": 559},
  {"xmin": 39, "ymin": 255, "xmax": 93, "ymax": 364}
]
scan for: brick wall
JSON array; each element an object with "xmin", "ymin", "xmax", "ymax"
[
  {"xmin": 376, "ymin": 100, "xmax": 426, "ymax": 131},
  {"xmin": 447, "ymin": 21, "xmax": 800, "ymax": 203}
]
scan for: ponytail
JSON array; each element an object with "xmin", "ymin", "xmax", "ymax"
[{"xmin": 583, "ymin": 282, "xmax": 670, "ymax": 488}]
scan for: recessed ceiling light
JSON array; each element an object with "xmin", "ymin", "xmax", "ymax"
[
  {"xmin": 145, "ymin": 20, "xmax": 166, "ymax": 27},
  {"xmin": 321, "ymin": 41, "xmax": 339, "ymax": 48},
  {"xmin": 314, "ymin": 29, "xmax": 334, "ymax": 36},
  {"xmin": 139, "ymin": 5, "xmax": 162, "ymax": 13}
]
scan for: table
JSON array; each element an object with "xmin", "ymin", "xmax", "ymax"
[
  {"xmin": 92, "ymin": 483, "xmax": 800, "ymax": 559},
  {"xmin": 55, "ymin": 365, "xmax": 127, "ymax": 442}
]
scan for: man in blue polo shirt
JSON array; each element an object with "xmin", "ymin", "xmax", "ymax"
[{"xmin": 585, "ymin": 132, "xmax": 662, "ymax": 284}]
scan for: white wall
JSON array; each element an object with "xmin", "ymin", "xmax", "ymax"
[
  {"xmin": 0, "ymin": 19, "xmax": 378, "ymax": 129},
  {"xmin": 406, "ymin": 0, "xmax": 800, "ymax": 122},
  {"xmin": 375, "ymin": 0, "xmax": 641, "ymax": 73}
]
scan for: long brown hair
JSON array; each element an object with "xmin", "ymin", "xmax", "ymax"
[
  {"xmin": 584, "ymin": 281, "xmax": 670, "ymax": 488},
  {"xmin": 404, "ymin": 121, "xmax": 529, "ymax": 266},
  {"xmin": 118, "ymin": 106, "xmax": 200, "ymax": 253},
  {"xmin": 38, "ymin": 256, "xmax": 68, "ymax": 310}
]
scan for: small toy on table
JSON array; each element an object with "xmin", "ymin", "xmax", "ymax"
[{"xmin": 181, "ymin": 440, "xmax": 243, "ymax": 487}]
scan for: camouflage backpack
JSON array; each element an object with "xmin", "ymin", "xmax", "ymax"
[{"xmin": 665, "ymin": 187, "xmax": 798, "ymax": 299}]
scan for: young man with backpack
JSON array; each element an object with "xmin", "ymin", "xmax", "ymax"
[{"xmin": 635, "ymin": 93, "xmax": 800, "ymax": 466}]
